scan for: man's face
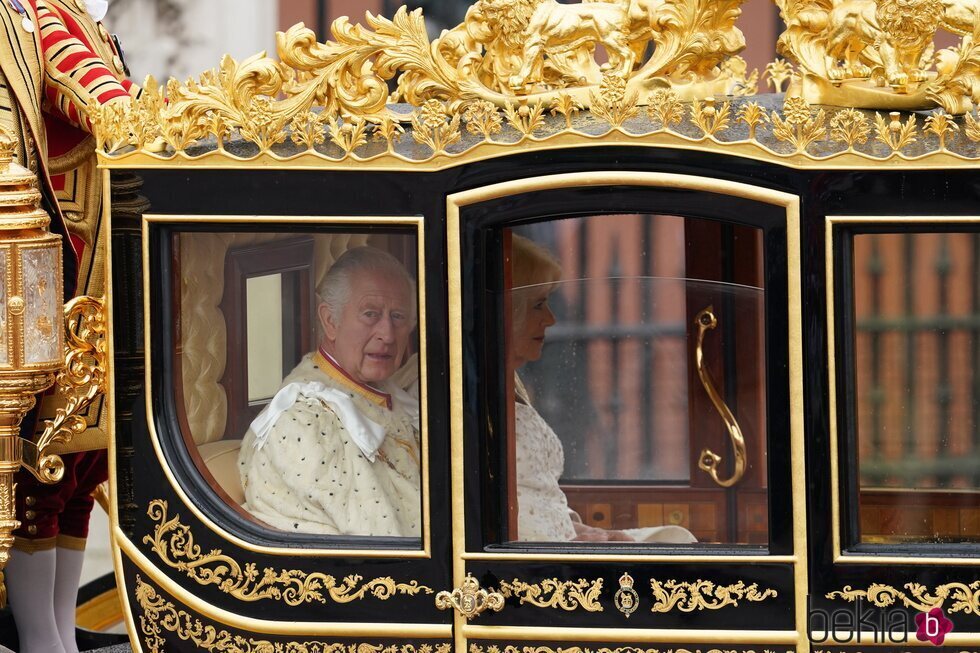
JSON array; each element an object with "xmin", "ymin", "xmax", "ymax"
[{"xmin": 320, "ymin": 271, "xmax": 414, "ymax": 384}]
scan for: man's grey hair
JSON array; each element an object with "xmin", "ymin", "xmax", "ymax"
[{"xmin": 316, "ymin": 246, "xmax": 418, "ymax": 326}]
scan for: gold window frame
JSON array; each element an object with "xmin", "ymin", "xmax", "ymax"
[
  {"xmin": 827, "ymin": 215, "xmax": 980, "ymax": 566},
  {"xmin": 447, "ymin": 171, "xmax": 807, "ymax": 650},
  {"xmin": 108, "ymin": 213, "xmax": 432, "ymax": 559}
]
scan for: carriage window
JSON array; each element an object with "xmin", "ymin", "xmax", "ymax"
[
  {"xmin": 173, "ymin": 230, "xmax": 422, "ymax": 542},
  {"xmin": 503, "ymin": 214, "xmax": 768, "ymax": 545},
  {"xmin": 852, "ymin": 232, "xmax": 980, "ymax": 545}
]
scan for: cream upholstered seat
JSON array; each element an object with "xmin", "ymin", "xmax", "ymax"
[{"xmin": 197, "ymin": 439, "xmax": 245, "ymax": 505}]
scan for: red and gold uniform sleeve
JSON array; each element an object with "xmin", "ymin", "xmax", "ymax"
[{"xmin": 35, "ymin": 0, "xmax": 134, "ymax": 132}]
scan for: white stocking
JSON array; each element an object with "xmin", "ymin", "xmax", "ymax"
[
  {"xmin": 5, "ymin": 548, "xmax": 67, "ymax": 653},
  {"xmin": 54, "ymin": 546, "xmax": 85, "ymax": 653}
]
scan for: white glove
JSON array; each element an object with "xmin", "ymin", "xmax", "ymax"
[{"xmin": 84, "ymin": 0, "xmax": 108, "ymax": 21}]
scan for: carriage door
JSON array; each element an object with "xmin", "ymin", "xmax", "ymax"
[
  {"xmin": 445, "ymin": 172, "xmax": 808, "ymax": 651},
  {"xmin": 107, "ymin": 168, "xmax": 452, "ymax": 652}
]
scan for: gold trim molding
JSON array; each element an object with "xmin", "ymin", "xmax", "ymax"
[
  {"xmin": 827, "ymin": 582, "xmax": 980, "ymax": 614},
  {"xmin": 135, "ymin": 575, "xmax": 450, "ymax": 653},
  {"xmin": 650, "ymin": 579, "xmax": 778, "ymax": 613},
  {"xmin": 498, "ymin": 578, "xmax": 603, "ymax": 612},
  {"xmin": 144, "ymin": 500, "xmax": 434, "ymax": 605}
]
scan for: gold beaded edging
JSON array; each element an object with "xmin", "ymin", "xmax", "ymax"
[{"xmin": 143, "ymin": 500, "xmax": 433, "ymax": 605}]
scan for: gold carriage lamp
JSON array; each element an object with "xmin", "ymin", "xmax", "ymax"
[{"xmin": 0, "ymin": 127, "xmax": 106, "ymax": 597}]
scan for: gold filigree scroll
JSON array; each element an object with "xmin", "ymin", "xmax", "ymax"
[
  {"xmin": 22, "ymin": 296, "xmax": 107, "ymax": 484},
  {"xmin": 649, "ymin": 578, "xmax": 778, "ymax": 612},
  {"xmin": 135, "ymin": 576, "xmax": 451, "ymax": 653},
  {"xmin": 498, "ymin": 577, "xmax": 603, "ymax": 612},
  {"xmin": 774, "ymin": 0, "xmax": 980, "ymax": 113},
  {"xmin": 90, "ymin": 0, "xmax": 755, "ymax": 157},
  {"xmin": 827, "ymin": 582, "xmax": 980, "ymax": 614},
  {"xmin": 143, "ymin": 500, "xmax": 433, "ymax": 605}
]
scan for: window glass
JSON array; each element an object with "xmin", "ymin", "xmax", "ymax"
[
  {"xmin": 173, "ymin": 230, "xmax": 421, "ymax": 542},
  {"xmin": 853, "ymin": 232, "xmax": 980, "ymax": 544},
  {"xmin": 503, "ymin": 214, "xmax": 768, "ymax": 545}
]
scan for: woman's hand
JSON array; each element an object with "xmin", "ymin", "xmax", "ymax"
[{"xmin": 571, "ymin": 521, "xmax": 635, "ymax": 542}]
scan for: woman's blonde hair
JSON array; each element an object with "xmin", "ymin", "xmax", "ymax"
[
  {"xmin": 510, "ymin": 234, "xmax": 561, "ymax": 330},
  {"xmin": 511, "ymin": 233, "xmax": 561, "ymax": 289}
]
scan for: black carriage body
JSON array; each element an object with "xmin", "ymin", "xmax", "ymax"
[{"xmin": 104, "ymin": 144, "xmax": 980, "ymax": 653}]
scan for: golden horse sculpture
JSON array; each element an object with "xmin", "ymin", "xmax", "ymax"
[{"xmin": 776, "ymin": 0, "xmax": 980, "ymax": 113}]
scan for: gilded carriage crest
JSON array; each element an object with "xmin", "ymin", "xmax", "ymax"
[{"xmin": 776, "ymin": 0, "xmax": 980, "ymax": 113}]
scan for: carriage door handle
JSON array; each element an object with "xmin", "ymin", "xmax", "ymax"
[
  {"xmin": 694, "ymin": 306, "xmax": 748, "ymax": 488},
  {"xmin": 435, "ymin": 574, "xmax": 505, "ymax": 618}
]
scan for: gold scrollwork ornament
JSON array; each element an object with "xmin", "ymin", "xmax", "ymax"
[
  {"xmin": 614, "ymin": 572, "xmax": 639, "ymax": 618},
  {"xmin": 143, "ymin": 500, "xmax": 433, "ymax": 605},
  {"xmin": 435, "ymin": 574, "xmax": 504, "ymax": 619},
  {"xmin": 21, "ymin": 295, "xmax": 107, "ymax": 484},
  {"xmin": 828, "ymin": 581, "xmax": 980, "ymax": 614},
  {"xmin": 134, "ymin": 576, "xmax": 451, "ymax": 653},
  {"xmin": 650, "ymin": 578, "xmax": 778, "ymax": 612},
  {"xmin": 498, "ymin": 577, "xmax": 603, "ymax": 612}
]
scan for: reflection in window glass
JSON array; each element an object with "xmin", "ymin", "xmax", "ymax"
[
  {"xmin": 853, "ymin": 232, "xmax": 980, "ymax": 544},
  {"xmin": 174, "ymin": 231, "xmax": 421, "ymax": 541},
  {"xmin": 246, "ymin": 274, "xmax": 283, "ymax": 402},
  {"xmin": 504, "ymin": 214, "xmax": 768, "ymax": 545}
]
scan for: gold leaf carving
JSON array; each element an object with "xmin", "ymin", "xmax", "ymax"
[
  {"xmin": 774, "ymin": 0, "xmax": 980, "ymax": 113},
  {"xmin": 465, "ymin": 100, "xmax": 505, "ymax": 140},
  {"xmin": 924, "ymin": 111, "xmax": 959, "ymax": 150},
  {"xmin": 649, "ymin": 578, "xmax": 778, "ymax": 612},
  {"xmin": 965, "ymin": 111, "xmax": 980, "ymax": 142},
  {"xmin": 827, "ymin": 582, "xmax": 980, "ymax": 614},
  {"xmin": 412, "ymin": 100, "xmax": 463, "ymax": 152},
  {"xmin": 590, "ymin": 74, "xmax": 639, "ymax": 129},
  {"xmin": 830, "ymin": 108, "xmax": 872, "ymax": 150},
  {"xmin": 143, "ymin": 500, "xmax": 433, "ymax": 605},
  {"xmin": 771, "ymin": 96, "xmax": 826, "ymax": 153},
  {"xmin": 550, "ymin": 94, "xmax": 583, "ymax": 131},
  {"xmin": 764, "ymin": 59, "xmax": 794, "ymax": 93},
  {"xmin": 498, "ymin": 577, "xmax": 604, "ymax": 612},
  {"xmin": 691, "ymin": 97, "xmax": 732, "ymax": 137},
  {"xmin": 648, "ymin": 89, "xmax": 685, "ymax": 131},
  {"xmin": 738, "ymin": 102, "xmax": 768, "ymax": 140},
  {"xmin": 874, "ymin": 111, "xmax": 918, "ymax": 152},
  {"xmin": 503, "ymin": 100, "xmax": 547, "ymax": 139},
  {"xmin": 135, "ymin": 576, "xmax": 451, "ymax": 653}
]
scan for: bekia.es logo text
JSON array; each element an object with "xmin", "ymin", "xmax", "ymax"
[{"xmin": 808, "ymin": 597, "xmax": 954, "ymax": 646}]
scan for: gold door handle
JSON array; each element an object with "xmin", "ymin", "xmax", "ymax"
[
  {"xmin": 435, "ymin": 574, "xmax": 504, "ymax": 619},
  {"xmin": 694, "ymin": 306, "xmax": 747, "ymax": 488}
]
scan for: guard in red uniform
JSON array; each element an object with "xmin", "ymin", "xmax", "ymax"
[{"xmin": 0, "ymin": 1, "xmax": 137, "ymax": 651}]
